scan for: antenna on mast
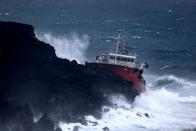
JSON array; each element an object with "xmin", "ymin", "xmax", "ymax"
[{"xmin": 115, "ymin": 29, "xmax": 122, "ymax": 63}]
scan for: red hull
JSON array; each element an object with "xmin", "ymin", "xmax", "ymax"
[{"xmin": 92, "ymin": 63, "xmax": 146, "ymax": 93}]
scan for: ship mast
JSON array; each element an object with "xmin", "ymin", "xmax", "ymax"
[
  {"xmin": 115, "ymin": 30, "xmax": 121, "ymax": 63},
  {"xmin": 115, "ymin": 30, "xmax": 130, "ymax": 63},
  {"xmin": 122, "ymin": 32, "xmax": 128, "ymax": 53}
]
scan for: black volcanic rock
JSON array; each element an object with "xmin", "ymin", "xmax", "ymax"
[
  {"xmin": 0, "ymin": 102, "xmax": 34, "ymax": 131},
  {"xmin": 34, "ymin": 114, "xmax": 55, "ymax": 131},
  {"xmin": 0, "ymin": 21, "xmax": 137, "ymax": 131},
  {"xmin": 0, "ymin": 21, "xmax": 35, "ymax": 38}
]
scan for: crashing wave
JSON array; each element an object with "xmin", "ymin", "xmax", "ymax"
[
  {"xmin": 59, "ymin": 75, "xmax": 196, "ymax": 131},
  {"xmin": 36, "ymin": 32, "xmax": 89, "ymax": 64}
]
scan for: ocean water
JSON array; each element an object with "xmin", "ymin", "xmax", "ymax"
[{"xmin": 1, "ymin": 0, "xmax": 196, "ymax": 130}]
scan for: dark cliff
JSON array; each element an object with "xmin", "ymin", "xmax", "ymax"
[
  {"xmin": 0, "ymin": 21, "xmax": 136, "ymax": 131},
  {"xmin": 0, "ymin": 21, "xmax": 35, "ymax": 38}
]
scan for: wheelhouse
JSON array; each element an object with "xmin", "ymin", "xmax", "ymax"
[
  {"xmin": 96, "ymin": 30, "xmax": 137, "ymax": 68},
  {"xmin": 108, "ymin": 53, "xmax": 136, "ymax": 67},
  {"xmin": 96, "ymin": 53, "xmax": 136, "ymax": 67}
]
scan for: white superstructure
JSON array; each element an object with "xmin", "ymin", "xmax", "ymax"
[{"xmin": 96, "ymin": 30, "xmax": 137, "ymax": 68}]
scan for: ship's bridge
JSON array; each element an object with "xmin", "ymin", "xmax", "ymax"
[
  {"xmin": 96, "ymin": 52, "xmax": 137, "ymax": 68},
  {"xmin": 108, "ymin": 53, "xmax": 136, "ymax": 68},
  {"xmin": 96, "ymin": 30, "xmax": 137, "ymax": 68}
]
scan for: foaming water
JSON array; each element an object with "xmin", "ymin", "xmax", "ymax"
[
  {"xmin": 60, "ymin": 75, "xmax": 196, "ymax": 131},
  {"xmin": 36, "ymin": 32, "xmax": 89, "ymax": 63},
  {"xmin": 149, "ymin": 75, "xmax": 196, "ymax": 97}
]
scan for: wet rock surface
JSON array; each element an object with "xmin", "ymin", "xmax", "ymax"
[
  {"xmin": 103, "ymin": 127, "xmax": 110, "ymax": 131},
  {"xmin": 0, "ymin": 21, "xmax": 138, "ymax": 131},
  {"xmin": 72, "ymin": 126, "xmax": 80, "ymax": 131}
]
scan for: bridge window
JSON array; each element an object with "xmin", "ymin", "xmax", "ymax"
[
  {"xmin": 121, "ymin": 57, "xmax": 124, "ymax": 61},
  {"xmin": 115, "ymin": 57, "xmax": 134, "ymax": 62},
  {"xmin": 127, "ymin": 58, "xmax": 135, "ymax": 62},
  {"xmin": 110, "ymin": 56, "xmax": 115, "ymax": 60}
]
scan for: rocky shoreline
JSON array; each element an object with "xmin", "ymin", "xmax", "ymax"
[{"xmin": 0, "ymin": 21, "xmax": 137, "ymax": 131}]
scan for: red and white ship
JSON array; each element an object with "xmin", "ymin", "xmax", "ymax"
[{"xmin": 87, "ymin": 30, "xmax": 148, "ymax": 93}]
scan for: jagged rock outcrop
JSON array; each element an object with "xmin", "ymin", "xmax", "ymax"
[
  {"xmin": 0, "ymin": 21, "xmax": 35, "ymax": 38},
  {"xmin": 0, "ymin": 21, "xmax": 137, "ymax": 131}
]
